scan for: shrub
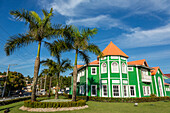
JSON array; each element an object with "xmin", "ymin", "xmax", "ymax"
[
  {"xmin": 24, "ymin": 100, "xmax": 86, "ymax": 108},
  {"xmin": 0, "ymin": 96, "xmax": 31, "ymax": 106}
]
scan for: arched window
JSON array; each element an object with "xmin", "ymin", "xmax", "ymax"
[
  {"xmin": 111, "ymin": 62, "xmax": 119, "ymax": 73},
  {"xmin": 122, "ymin": 63, "xmax": 127, "ymax": 73},
  {"xmin": 101, "ymin": 63, "xmax": 107, "ymax": 73}
]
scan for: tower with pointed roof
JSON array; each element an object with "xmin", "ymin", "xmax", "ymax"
[{"xmin": 69, "ymin": 41, "xmax": 167, "ymax": 98}]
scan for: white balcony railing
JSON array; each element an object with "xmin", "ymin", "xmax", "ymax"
[{"xmin": 142, "ymin": 75, "xmax": 152, "ymax": 82}]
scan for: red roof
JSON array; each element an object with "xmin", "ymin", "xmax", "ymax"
[
  {"xmin": 89, "ymin": 60, "xmax": 99, "ymax": 65},
  {"xmin": 164, "ymin": 83, "xmax": 170, "ymax": 85},
  {"xmin": 127, "ymin": 59, "xmax": 149, "ymax": 67},
  {"xmin": 100, "ymin": 41, "xmax": 128, "ymax": 58},
  {"xmin": 164, "ymin": 74, "xmax": 170, "ymax": 78},
  {"xmin": 151, "ymin": 67, "xmax": 164, "ymax": 75},
  {"xmin": 77, "ymin": 65, "xmax": 83, "ymax": 69}
]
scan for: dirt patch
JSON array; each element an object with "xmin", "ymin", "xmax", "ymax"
[{"xmin": 19, "ymin": 105, "xmax": 88, "ymax": 112}]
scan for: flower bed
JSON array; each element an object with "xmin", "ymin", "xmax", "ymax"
[{"xmin": 24, "ymin": 100, "xmax": 86, "ymax": 108}]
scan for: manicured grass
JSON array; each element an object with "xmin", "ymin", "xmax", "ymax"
[{"xmin": 1, "ymin": 100, "xmax": 170, "ymax": 113}]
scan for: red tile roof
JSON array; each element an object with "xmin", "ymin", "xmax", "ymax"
[
  {"xmin": 151, "ymin": 67, "xmax": 164, "ymax": 75},
  {"xmin": 77, "ymin": 65, "xmax": 83, "ymax": 69},
  {"xmin": 100, "ymin": 41, "xmax": 129, "ymax": 58},
  {"xmin": 164, "ymin": 83, "xmax": 170, "ymax": 85},
  {"xmin": 164, "ymin": 74, "xmax": 170, "ymax": 78},
  {"xmin": 127, "ymin": 59, "xmax": 149, "ymax": 67},
  {"xmin": 89, "ymin": 60, "xmax": 99, "ymax": 65}
]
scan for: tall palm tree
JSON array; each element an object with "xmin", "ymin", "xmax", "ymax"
[
  {"xmin": 40, "ymin": 69, "xmax": 48, "ymax": 90},
  {"xmin": 65, "ymin": 27, "xmax": 102, "ymax": 101},
  {"xmin": 4, "ymin": 8, "xmax": 70, "ymax": 101}
]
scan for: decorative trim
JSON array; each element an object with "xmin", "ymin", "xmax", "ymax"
[
  {"xmin": 136, "ymin": 67, "xmax": 141, "ymax": 98},
  {"xmin": 112, "ymin": 80, "xmax": 120, "ymax": 83},
  {"xmin": 102, "ymin": 80, "xmax": 107, "ymax": 83},
  {"xmin": 111, "ymin": 56, "xmax": 119, "ymax": 59}
]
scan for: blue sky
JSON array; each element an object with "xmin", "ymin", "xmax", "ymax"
[{"xmin": 0, "ymin": 0, "xmax": 170, "ymax": 77}]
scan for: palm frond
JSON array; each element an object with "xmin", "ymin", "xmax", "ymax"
[
  {"xmin": 87, "ymin": 43, "xmax": 102, "ymax": 56},
  {"xmin": 30, "ymin": 11, "xmax": 41, "ymax": 25},
  {"xmin": 4, "ymin": 34, "xmax": 35, "ymax": 56},
  {"xmin": 78, "ymin": 50, "xmax": 90, "ymax": 65}
]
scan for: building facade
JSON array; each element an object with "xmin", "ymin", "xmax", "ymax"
[{"xmin": 70, "ymin": 41, "xmax": 166, "ymax": 98}]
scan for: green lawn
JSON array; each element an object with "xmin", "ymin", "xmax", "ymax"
[{"xmin": 1, "ymin": 100, "xmax": 170, "ymax": 113}]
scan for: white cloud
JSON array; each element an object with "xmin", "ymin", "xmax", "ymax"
[
  {"xmin": 39, "ymin": 0, "xmax": 170, "ymax": 17},
  {"xmin": 115, "ymin": 24, "xmax": 170, "ymax": 48},
  {"xmin": 66, "ymin": 15, "xmax": 127, "ymax": 29}
]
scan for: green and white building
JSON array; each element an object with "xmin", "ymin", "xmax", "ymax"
[{"xmin": 70, "ymin": 41, "xmax": 167, "ymax": 98}]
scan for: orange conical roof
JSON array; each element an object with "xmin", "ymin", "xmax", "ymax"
[{"xmin": 101, "ymin": 41, "xmax": 128, "ymax": 58}]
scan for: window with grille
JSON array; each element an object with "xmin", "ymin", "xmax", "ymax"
[
  {"xmin": 130, "ymin": 86, "xmax": 136, "ymax": 97},
  {"xmin": 112, "ymin": 85, "xmax": 120, "ymax": 97},
  {"xmin": 124, "ymin": 85, "xmax": 128, "ymax": 97},
  {"xmin": 91, "ymin": 67, "xmax": 97, "ymax": 75},
  {"xmin": 102, "ymin": 85, "xmax": 108, "ymax": 97},
  {"xmin": 91, "ymin": 85, "xmax": 97, "ymax": 96}
]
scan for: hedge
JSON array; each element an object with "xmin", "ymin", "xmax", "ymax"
[
  {"xmin": 64, "ymin": 94, "xmax": 170, "ymax": 103},
  {"xmin": 0, "ymin": 96, "xmax": 31, "ymax": 106},
  {"xmin": 24, "ymin": 100, "xmax": 86, "ymax": 108}
]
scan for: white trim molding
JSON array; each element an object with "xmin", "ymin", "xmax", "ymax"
[
  {"xmin": 86, "ymin": 67, "xmax": 88, "ymax": 96},
  {"xmin": 108, "ymin": 56, "xmax": 111, "ymax": 97}
]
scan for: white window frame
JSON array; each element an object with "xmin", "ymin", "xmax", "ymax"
[
  {"xmin": 147, "ymin": 86, "xmax": 151, "ymax": 95},
  {"xmin": 122, "ymin": 63, "xmax": 127, "ymax": 73},
  {"xmin": 102, "ymin": 85, "xmax": 108, "ymax": 97},
  {"xmin": 128, "ymin": 67, "xmax": 133, "ymax": 71},
  {"xmin": 91, "ymin": 85, "xmax": 97, "ymax": 96},
  {"xmin": 101, "ymin": 63, "xmax": 107, "ymax": 73},
  {"xmin": 129, "ymin": 85, "xmax": 136, "ymax": 97},
  {"xmin": 111, "ymin": 62, "xmax": 119, "ymax": 73},
  {"xmin": 79, "ymin": 85, "xmax": 84, "ymax": 95},
  {"xmin": 123, "ymin": 85, "xmax": 129, "ymax": 97},
  {"xmin": 91, "ymin": 67, "xmax": 97, "ymax": 75},
  {"xmin": 112, "ymin": 85, "xmax": 120, "ymax": 97},
  {"xmin": 82, "ymin": 70, "xmax": 85, "ymax": 76}
]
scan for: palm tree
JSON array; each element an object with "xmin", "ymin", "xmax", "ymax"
[
  {"xmin": 4, "ymin": 8, "xmax": 70, "ymax": 101},
  {"xmin": 40, "ymin": 69, "xmax": 48, "ymax": 91},
  {"xmin": 45, "ymin": 40, "xmax": 72, "ymax": 99},
  {"xmin": 65, "ymin": 27, "xmax": 102, "ymax": 101},
  {"xmin": 41, "ymin": 52, "xmax": 72, "ymax": 99}
]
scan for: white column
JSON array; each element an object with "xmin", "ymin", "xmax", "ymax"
[
  {"xmin": 86, "ymin": 67, "xmax": 88, "ymax": 96},
  {"xmin": 154, "ymin": 76, "xmax": 158, "ymax": 96},
  {"xmin": 99, "ymin": 59, "xmax": 102, "ymax": 97},
  {"xmin": 119, "ymin": 56, "xmax": 123, "ymax": 97},
  {"xmin": 136, "ymin": 67, "xmax": 141, "ymax": 98},
  {"xmin": 108, "ymin": 56, "xmax": 111, "ymax": 97}
]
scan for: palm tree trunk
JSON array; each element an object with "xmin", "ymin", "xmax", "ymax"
[
  {"xmin": 44, "ymin": 75, "xmax": 47, "ymax": 90},
  {"xmin": 48, "ymin": 76, "xmax": 52, "ymax": 97},
  {"xmin": 31, "ymin": 41, "xmax": 41, "ymax": 102},
  {"xmin": 55, "ymin": 73, "xmax": 60, "ymax": 99},
  {"xmin": 72, "ymin": 50, "xmax": 78, "ymax": 101}
]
